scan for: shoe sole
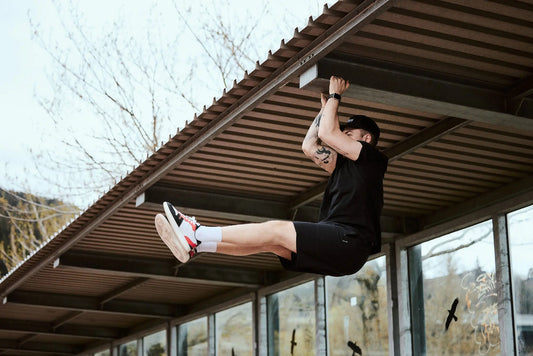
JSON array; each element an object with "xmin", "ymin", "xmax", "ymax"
[
  {"xmin": 163, "ymin": 202, "xmax": 194, "ymax": 252},
  {"xmin": 154, "ymin": 214, "xmax": 190, "ymax": 263}
]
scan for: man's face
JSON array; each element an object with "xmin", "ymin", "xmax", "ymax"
[{"xmin": 343, "ymin": 128, "xmax": 369, "ymax": 142}]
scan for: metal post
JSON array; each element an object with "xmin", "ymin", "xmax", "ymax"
[
  {"xmin": 258, "ymin": 294, "xmax": 268, "ymax": 356},
  {"xmin": 175, "ymin": 323, "xmax": 184, "ymax": 356},
  {"xmin": 267, "ymin": 293, "xmax": 279, "ymax": 356},
  {"xmin": 386, "ymin": 243, "xmax": 401, "ymax": 355},
  {"xmin": 315, "ymin": 276, "xmax": 327, "ymax": 355},
  {"xmin": 396, "ymin": 242, "xmax": 412, "ymax": 355},
  {"xmin": 208, "ymin": 314, "xmax": 216, "ymax": 356},
  {"xmin": 408, "ymin": 245, "xmax": 425, "ymax": 355},
  {"xmin": 168, "ymin": 321, "xmax": 177, "ymax": 356},
  {"xmin": 251, "ymin": 292, "xmax": 259, "ymax": 356},
  {"xmin": 493, "ymin": 214, "xmax": 517, "ymax": 355}
]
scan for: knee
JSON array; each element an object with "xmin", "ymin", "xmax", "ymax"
[{"xmin": 262, "ymin": 220, "xmax": 295, "ymax": 243}]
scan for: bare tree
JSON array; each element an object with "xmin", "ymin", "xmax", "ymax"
[{"xmin": 27, "ymin": 0, "xmax": 315, "ymax": 203}]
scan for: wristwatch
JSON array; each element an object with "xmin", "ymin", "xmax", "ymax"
[{"xmin": 328, "ymin": 93, "xmax": 341, "ymax": 101}]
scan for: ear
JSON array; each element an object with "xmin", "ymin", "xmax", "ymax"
[{"xmin": 363, "ymin": 133, "xmax": 373, "ymax": 144}]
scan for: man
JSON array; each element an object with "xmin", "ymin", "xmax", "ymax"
[{"xmin": 154, "ymin": 76, "xmax": 388, "ymax": 276}]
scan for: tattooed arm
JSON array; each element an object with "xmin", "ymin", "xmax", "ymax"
[
  {"xmin": 318, "ymin": 76, "xmax": 364, "ymax": 162},
  {"xmin": 302, "ymin": 93, "xmax": 338, "ymax": 174}
]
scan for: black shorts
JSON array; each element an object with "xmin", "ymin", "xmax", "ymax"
[{"xmin": 279, "ymin": 221, "xmax": 372, "ymax": 277}]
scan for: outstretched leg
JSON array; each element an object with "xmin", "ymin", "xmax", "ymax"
[{"xmin": 156, "ymin": 202, "xmax": 297, "ymax": 263}]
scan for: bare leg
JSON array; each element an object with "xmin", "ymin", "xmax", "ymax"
[
  {"xmin": 216, "ymin": 242, "xmax": 292, "ymax": 259},
  {"xmin": 220, "ymin": 220, "xmax": 297, "ymax": 253}
]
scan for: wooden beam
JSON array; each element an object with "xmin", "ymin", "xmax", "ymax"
[
  {"xmin": 55, "ymin": 250, "xmax": 278, "ymax": 288},
  {"xmin": 0, "ymin": 318, "xmax": 124, "ymax": 340},
  {"xmin": 300, "ymin": 55, "xmax": 533, "ymax": 130},
  {"xmin": 99, "ymin": 278, "xmax": 149, "ymax": 305},
  {"xmin": 422, "ymin": 174, "xmax": 533, "ymax": 228},
  {"xmin": 0, "ymin": 339, "xmax": 81, "ymax": 355},
  {"xmin": 4, "ymin": 290, "xmax": 184, "ymax": 319},
  {"xmin": 383, "ymin": 117, "xmax": 469, "ymax": 160},
  {"xmin": 136, "ymin": 185, "xmax": 319, "ymax": 223}
]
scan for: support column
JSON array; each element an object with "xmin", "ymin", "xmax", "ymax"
[
  {"xmin": 257, "ymin": 294, "xmax": 268, "ymax": 356},
  {"xmin": 493, "ymin": 214, "xmax": 517, "ymax": 355},
  {"xmin": 408, "ymin": 245, "xmax": 426, "ymax": 355},
  {"xmin": 168, "ymin": 321, "xmax": 176, "ymax": 356},
  {"xmin": 208, "ymin": 314, "xmax": 216, "ymax": 356},
  {"xmin": 386, "ymin": 243, "xmax": 401, "ymax": 355},
  {"xmin": 396, "ymin": 242, "xmax": 413, "ymax": 355},
  {"xmin": 315, "ymin": 276, "xmax": 327, "ymax": 355}
]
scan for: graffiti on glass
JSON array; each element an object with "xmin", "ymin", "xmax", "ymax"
[{"xmin": 461, "ymin": 271, "xmax": 500, "ymax": 355}]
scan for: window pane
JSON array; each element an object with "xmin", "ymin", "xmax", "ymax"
[
  {"xmin": 118, "ymin": 340, "xmax": 137, "ymax": 356},
  {"xmin": 267, "ymin": 281, "xmax": 315, "ymax": 355},
  {"xmin": 178, "ymin": 317, "xmax": 208, "ymax": 355},
  {"xmin": 143, "ymin": 330, "xmax": 166, "ymax": 356},
  {"xmin": 215, "ymin": 302, "xmax": 253, "ymax": 356},
  {"xmin": 508, "ymin": 204, "xmax": 533, "ymax": 355},
  {"xmin": 94, "ymin": 350, "xmax": 110, "ymax": 356},
  {"xmin": 410, "ymin": 220, "xmax": 500, "ymax": 355},
  {"xmin": 326, "ymin": 256, "xmax": 389, "ymax": 355}
]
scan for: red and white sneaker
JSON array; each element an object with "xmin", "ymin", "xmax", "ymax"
[
  {"xmin": 154, "ymin": 214, "xmax": 191, "ymax": 263},
  {"xmin": 163, "ymin": 202, "xmax": 200, "ymax": 258}
]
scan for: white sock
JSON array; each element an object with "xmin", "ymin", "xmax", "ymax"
[
  {"xmin": 196, "ymin": 226, "xmax": 222, "ymax": 243},
  {"xmin": 197, "ymin": 242, "xmax": 217, "ymax": 253}
]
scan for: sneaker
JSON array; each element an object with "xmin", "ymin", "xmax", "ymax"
[
  {"xmin": 154, "ymin": 214, "xmax": 190, "ymax": 263},
  {"xmin": 163, "ymin": 202, "xmax": 200, "ymax": 254}
]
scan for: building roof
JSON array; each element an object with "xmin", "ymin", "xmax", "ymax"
[{"xmin": 1, "ymin": 0, "xmax": 533, "ymax": 354}]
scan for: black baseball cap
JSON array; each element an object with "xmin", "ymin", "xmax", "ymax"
[{"xmin": 340, "ymin": 115, "xmax": 381, "ymax": 143}]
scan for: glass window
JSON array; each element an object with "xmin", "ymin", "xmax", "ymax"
[
  {"xmin": 118, "ymin": 340, "xmax": 137, "ymax": 356},
  {"xmin": 94, "ymin": 350, "xmax": 110, "ymax": 356},
  {"xmin": 143, "ymin": 329, "xmax": 166, "ymax": 356},
  {"xmin": 326, "ymin": 256, "xmax": 388, "ymax": 355},
  {"xmin": 215, "ymin": 302, "xmax": 253, "ymax": 355},
  {"xmin": 409, "ymin": 220, "xmax": 500, "ymax": 355},
  {"xmin": 178, "ymin": 317, "xmax": 208, "ymax": 355},
  {"xmin": 508, "ymin": 204, "xmax": 533, "ymax": 355},
  {"xmin": 267, "ymin": 281, "xmax": 316, "ymax": 355}
]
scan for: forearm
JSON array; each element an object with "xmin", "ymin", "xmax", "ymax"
[
  {"xmin": 318, "ymin": 97, "xmax": 340, "ymax": 141},
  {"xmin": 302, "ymin": 109, "xmax": 323, "ymax": 154}
]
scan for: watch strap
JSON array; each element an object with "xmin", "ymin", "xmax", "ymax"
[{"xmin": 328, "ymin": 93, "xmax": 341, "ymax": 101}]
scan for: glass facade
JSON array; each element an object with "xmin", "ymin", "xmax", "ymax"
[
  {"xmin": 143, "ymin": 330, "xmax": 166, "ymax": 356},
  {"xmin": 409, "ymin": 220, "xmax": 500, "ymax": 355},
  {"xmin": 215, "ymin": 302, "xmax": 253, "ymax": 355},
  {"xmin": 118, "ymin": 340, "xmax": 137, "ymax": 356},
  {"xmin": 326, "ymin": 256, "xmax": 388, "ymax": 355},
  {"xmin": 267, "ymin": 281, "xmax": 316, "ymax": 355},
  {"xmin": 508, "ymin": 205, "xmax": 533, "ymax": 355},
  {"xmin": 177, "ymin": 317, "xmax": 208, "ymax": 355}
]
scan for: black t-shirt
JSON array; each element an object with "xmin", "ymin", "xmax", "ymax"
[{"xmin": 319, "ymin": 141, "xmax": 388, "ymax": 253}]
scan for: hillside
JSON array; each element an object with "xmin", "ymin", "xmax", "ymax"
[{"xmin": 0, "ymin": 188, "xmax": 78, "ymax": 275}]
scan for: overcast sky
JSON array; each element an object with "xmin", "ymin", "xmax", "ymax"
[{"xmin": 0, "ymin": 0, "xmax": 329, "ymax": 201}]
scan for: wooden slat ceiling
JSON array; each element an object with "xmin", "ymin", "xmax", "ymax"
[{"xmin": 1, "ymin": 0, "xmax": 532, "ymax": 354}]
